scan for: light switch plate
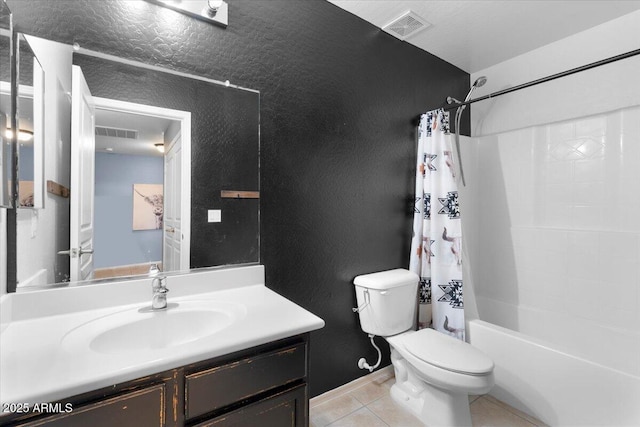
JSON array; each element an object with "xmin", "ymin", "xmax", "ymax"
[{"xmin": 208, "ymin": 209, "xmax": 222, "ymax": 223}]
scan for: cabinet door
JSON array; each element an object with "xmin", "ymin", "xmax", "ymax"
[
  {"xmin": 195, "ymin": 385, "xmax": 307, "ymax": 427},
  {"xmin": 16, "ymin": 384, "xmax": 166, "ymax": 427},
  {"xmin": 185, "ymin": 342, "xmax": 306, "ymax": 420}
]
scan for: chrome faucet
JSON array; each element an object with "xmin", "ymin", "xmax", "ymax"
[{"xmin": 151, "ymin": 276, "xmax": 169, "ymax": 310}]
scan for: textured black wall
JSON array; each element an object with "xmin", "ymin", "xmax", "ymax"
[
  {"xmin": 7, "ymin": 0, "xmax": 470, "ymax": 396},
  {"xmin": 0, "ymin": 36, "xmax": 10, "ymax": 82}
]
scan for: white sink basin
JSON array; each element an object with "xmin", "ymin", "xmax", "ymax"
[{"xmin": 62, "ymin": 300, "xmax": 246, "ymax": 355}]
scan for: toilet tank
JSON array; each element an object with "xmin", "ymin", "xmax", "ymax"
[{"xmin": 353, "ymin": 269, "xmax": 419, "ymax": 337}]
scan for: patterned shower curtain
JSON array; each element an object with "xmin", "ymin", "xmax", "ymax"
[{"xmin": 409, "ymin": 109, "xmax": 465, "ymax": 341}]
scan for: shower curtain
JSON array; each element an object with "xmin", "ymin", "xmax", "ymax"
[{"xmin": 410, "ymin": 109, "xmax": 465, "ymax": 340}]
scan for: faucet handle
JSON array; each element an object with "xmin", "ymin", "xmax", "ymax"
[{"xmin": 152, "ymin": 276, "xmax": 168, "ymax": 291}]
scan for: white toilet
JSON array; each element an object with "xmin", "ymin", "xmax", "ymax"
[{"xmin": 353, "ymin": 269, "xmax": 494, "ymax": 427}]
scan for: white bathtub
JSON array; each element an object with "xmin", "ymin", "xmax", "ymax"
[{"xmin": 468, "ymin": 319, "xmax": 640, "ymax": 426}]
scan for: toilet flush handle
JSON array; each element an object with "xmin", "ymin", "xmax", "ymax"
[{"xmin": 352, "ymin": 288, "xmax": 370, "ymax": 313}]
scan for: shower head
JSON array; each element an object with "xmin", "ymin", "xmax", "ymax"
[
  {"xmin": 464, "ymin": 76, "xmax": 488, "ymax": 102},
  {"xmin": 473, "ymin": 76, "xmax": 487, "ymax": 88},
  {"xmin": 445, "ymin": 76, "xmax": 488, "ymax": 107}
]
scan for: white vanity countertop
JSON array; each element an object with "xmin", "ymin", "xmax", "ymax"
[{"xmin": 0, "ymin": 265, "xmax": 324, "ymax": 406}]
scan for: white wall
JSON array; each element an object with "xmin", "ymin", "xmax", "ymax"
[
  {"xmin": 0, "ymin": 209, "xmax": 6, "ymax": 297},
  {"xmin": 16, "ymin": 36, "xmax": 72, "ymax": 287},
  {"xmin": 464, "ymin": 10, "xmax": 640, "ymax": 376},
  {"xmin": 471, "ymin": 9, "xmax": 640, "ymax": 136}
]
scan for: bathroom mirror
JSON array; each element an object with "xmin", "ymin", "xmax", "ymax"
[
  {"xmin": 0, "ymin": 1, "xmax": 12, "ymax": 208},
  {"xmin": 16, "ymin": 33, "xmax": 44, "ymax": 208},
  {"xmin": 10, "ymin": 44, "xmax": 260, "ymax": 291}
]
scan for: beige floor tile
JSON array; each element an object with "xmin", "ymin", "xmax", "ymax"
[
  {"xmin": 310, "ymin": 394, "xmax": 364, "ymax": 427},
  {"xmin": 380, "ymin": 376, "xmax": 395, "ymax": 390},
  {"xmin": 327, "ymin": 407, "xmax": 389, "ymax": 427},
  {"xmin": 481, "ymin": 395, "xmax": 547, "ymax": 426},
  {"xmin": 349, "ymin": 379, "xmax": 392, "ymax": 405},
  {"xmin": 310, "ymin": 367, "xmax": 395, "ymax": 409},
  {"xmin": 366, "ymin": 394, "xmax": 424, "ymax": 427},
  {"xmin": 471, "ymin": 396, "xmax": 538, "ymax": 427}
]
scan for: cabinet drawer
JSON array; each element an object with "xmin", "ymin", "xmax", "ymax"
[
  {"xmin": 194, "ymin": 384, "xmax": 307, "ymax": 427},
  {"xmin": 17, "ymin": 384, "xmax": 165, "ymax": 427},
  {"xmin": 185, "ymin": 343, "xmax": 306, "ymax": 420}
]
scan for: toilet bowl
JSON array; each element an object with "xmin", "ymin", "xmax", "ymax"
[
  {"xmin": 387, "ymin": 329, "xmax": 493, "ymax": 426},
  {"xmin": 353, "ymin": 269, "xmax": 494, "ymax": 427}
]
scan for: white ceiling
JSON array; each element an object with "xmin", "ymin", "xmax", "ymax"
[
  {"xmin": 327, "ymin": 1, "xmax": 640, "ymax": 73},
  {"xmin": 95, "ymin": 108, "xmax": 176, "ymax": 157}
]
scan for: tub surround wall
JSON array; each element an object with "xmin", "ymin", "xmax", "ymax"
[
  {"xmin": 465, "ymin": 7, "xmax": 640, "ymax": 374},
  {"xmin": 5, "ymin": 0, "xmax": 470, "ymax": 396},
  {"xmin": 467, "ymin": 107, "xmax": 640, "ymax": 375},
  {"xmin": 464, "ymin": 9, "xmax": 640, "ymax": 425},
  {"xmin": 463, "ymin": 98, "xmax": 640, "ymax": 426}
]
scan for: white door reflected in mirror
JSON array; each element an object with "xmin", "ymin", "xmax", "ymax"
[
  {"xmin": 69, "ymin": 65, "xmax": 96, "ymax": 283},
  {"xmin": 163, "ymin": 132, "xmax": 182, "ymax": 272},
  {"xmin": 65, "ymin": 66, "xmax": 192, "ymax": 282}
]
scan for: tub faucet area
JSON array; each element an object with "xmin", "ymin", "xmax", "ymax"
[{"xmin": 151, "ymin": 276, "xmax": 169, "ymax": 310}]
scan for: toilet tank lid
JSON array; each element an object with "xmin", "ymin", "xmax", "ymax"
[{"xmin": 354, "ymin": 269, "xmax": 419, "ymax": 290}]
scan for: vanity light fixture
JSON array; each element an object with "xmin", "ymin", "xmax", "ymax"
[
  {"xmin": 5, "ymin": 128, "xmax": 34, "ymax": 142},
  {"xmin": 154, "ymin": 143, "xmax": 165, "ymax": 153},
  {"xmin": 149, "ymin": 0, "xmax": 228, "ymax": 28}
]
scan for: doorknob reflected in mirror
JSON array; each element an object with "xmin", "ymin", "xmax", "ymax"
[{"xmin": 57, "ymin": 247, "xmax": 94, "ymax": 257}]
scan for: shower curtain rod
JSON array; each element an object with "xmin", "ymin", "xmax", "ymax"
[{"xmin": 443, "ymin": 47, "xmax": 640, "ymax": 112}]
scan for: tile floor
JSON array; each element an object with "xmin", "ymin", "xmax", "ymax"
[{"xmin": 310, "ymin": 368, "xmax": 547, "ymax": 427}]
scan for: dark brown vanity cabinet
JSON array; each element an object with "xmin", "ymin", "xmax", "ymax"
[{"xmin": 1, "ymin": 335, "xmax": 309, "ymax": 427}]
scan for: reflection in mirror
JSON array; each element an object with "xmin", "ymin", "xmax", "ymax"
[
  {"xmin": 11, "ymin": 46, "xmax": 259, "ymax": 292},
  {"xmin": 74, "ymin": 93, "xmax": 191, "ymax": 282},
  {"xmin": 93, "ymin": 109, "xmax": 181, "ymax": 279},
  {"xmin": 16, "ymin": 33, "xmax": 44, "ymax": 209},
  {"xmin": 14, "ymin": 35, "xmax": 72, "ymax": 290},
  {"xmin": 0, "ymin": 1, "xmax": 12, "ymax": 208}
]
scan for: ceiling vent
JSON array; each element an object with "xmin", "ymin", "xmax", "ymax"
[
  {"xmin": 382, "ymin": 10, "xmax": 431, "ymax": 41},
  {"xmin": 95, "ymin": 126, "xmax": 138, "ymax": 140}
]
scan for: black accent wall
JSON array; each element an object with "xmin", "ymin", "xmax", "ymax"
[{"xmin": 8, "ymin": 0, "xmax": 470, "ymax": 396}]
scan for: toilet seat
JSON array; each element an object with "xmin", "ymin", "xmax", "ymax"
[{"xmin": 395, "ymin": 328, "xmax": 493, "ymax": 375}]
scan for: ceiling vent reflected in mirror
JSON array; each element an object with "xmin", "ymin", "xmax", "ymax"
[
  {"xmin": 382, "ymin": 10, "xmax": 431, "ymax": 41},
  {"xmin": 95, "ymin": 126, "xmax": 138, "ymax": 140}
]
